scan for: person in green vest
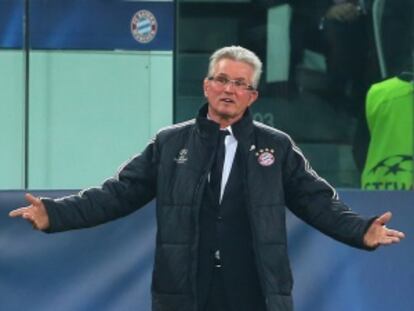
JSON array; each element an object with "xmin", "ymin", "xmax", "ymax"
[{"xmin": 361, "ymin": 75, "xmax": 413, "ymax": 190}]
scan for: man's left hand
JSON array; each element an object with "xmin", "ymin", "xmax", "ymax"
[{"xmin": 363, "ymin": 212, "xmax": 405, "ymax": 248}]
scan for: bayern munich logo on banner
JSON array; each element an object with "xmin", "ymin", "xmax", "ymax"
[{"xmin": 131, "ymin": 10, "xmax": 158, "ymax": 44}]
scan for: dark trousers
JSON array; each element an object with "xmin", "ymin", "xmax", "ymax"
[
  {"xmin": 204, "ymin": 267, "xmax": 231, "ymax": 311},
  {"xmin": 204, "ymin": 267, "xmax": 266, "ymax": 311}
]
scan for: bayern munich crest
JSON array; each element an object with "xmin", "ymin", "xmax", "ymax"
[
  {"xmin": 131, "ymin": 10, "xmax": 158, "ymax": 44},
  {"xmin": 256, "ymin": 148, "xmax": 275, "ymax": 167}
]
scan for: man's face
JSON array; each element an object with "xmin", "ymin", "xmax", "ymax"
[{"xmin": 204, "ymin": 58, "xmax": 258, "ymax": 126}]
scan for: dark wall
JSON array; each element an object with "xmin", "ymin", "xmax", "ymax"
[{"xmin": 1, "ymin": 190, "xmax": 412, "ymax": 311}]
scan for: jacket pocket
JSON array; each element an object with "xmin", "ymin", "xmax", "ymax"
[
  {"xmin": 152, "ymin": 244, "xmax": 191, "ymax": 294},
  {"xmin": 260, "ymin": 243, "xmax": 293, "ymax": 295}
]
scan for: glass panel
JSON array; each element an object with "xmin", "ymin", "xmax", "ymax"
[
  {"xmin": 175, "ymin": 0, "xmax": 414, "ymax": 189},
  {"xmin": 26, "ymin": 0, "xmax": 174, "ymax": 189},
  {"xmin": 27, "ymin": 49, "xmax": 172, "ymax": 189},
  {"xmin": 0, "ymin": 0, "xmax": 174, "ymax": 189},
  {"xmin": 28, "ymin": 50, "xmax": 152, "ymax": 189}
]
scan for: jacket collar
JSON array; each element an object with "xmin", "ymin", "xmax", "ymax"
[{"xmin": 195, "ymin": 103, "xmax": 254, "ymax": 143}]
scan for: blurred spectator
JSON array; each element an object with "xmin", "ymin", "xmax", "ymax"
[
  {"xmin": 380, "ymin": 0, "xmax": 413, "ymax": 78},
  {"xmin": 352, "ymin": 0, "xmax": 413, "ymax": 172},
  {"xmin": 361, "ymin": 75, "xmax": 413, "ymax": 190},
  {"xmin": 286, "ymin": 0, "xmax": 376, "ymax": 116}
]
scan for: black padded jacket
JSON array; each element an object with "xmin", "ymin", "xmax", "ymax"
[{"xmin": 43, "ymin": 104, "xmax": 374, "ymax": 311}]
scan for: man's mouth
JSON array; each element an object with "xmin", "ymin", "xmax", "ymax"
[{"xmin": 220, "ymin": 98, "xmax": 235, "ymax": 104}]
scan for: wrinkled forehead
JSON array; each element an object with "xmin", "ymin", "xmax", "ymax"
[{"xmin": 211, "ymin": 58, "xmax": 255, "ymax": 81}]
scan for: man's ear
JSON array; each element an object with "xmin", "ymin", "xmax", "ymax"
[
  {"xmin": 203, "ymin": 78, "xmax": 209, "ymax": 97},
  {"xmin": 247, "ymin": 90, "xmax": 259, "ymax": 107}
]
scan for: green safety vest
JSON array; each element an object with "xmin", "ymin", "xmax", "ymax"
[{"xmin": 361, "ymin": 77, "xmax": 414, "ymax": 190}]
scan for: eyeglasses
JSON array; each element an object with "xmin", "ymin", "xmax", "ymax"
[{"xmin": 208, "ymin": 76, "xmax": 255, "ymax": 92}]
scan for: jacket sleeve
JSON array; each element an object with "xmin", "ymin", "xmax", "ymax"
[
  {"xmin": 42, "ymin": 136, "xmax": 159, "ymax": 233},
  {"xmin": 282, "ymin": 137, "xmax": 376, "ymax": 250}
]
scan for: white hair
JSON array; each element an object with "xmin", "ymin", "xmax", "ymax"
[{"xmin": 207, "ymin": 46, "xmax": 263, "ymax": 89}]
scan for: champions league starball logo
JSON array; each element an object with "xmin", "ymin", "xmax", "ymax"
[
  {"xmin": 369, "ymin": 155, "xmax": 412, "ymax": 176},
  {"xmin": 131, "ymin": 10, "xmax": 158, "ymax": 44},
  {"xmin": 364, "ymin": 154, "xmax": 413, "ymax": 190}
]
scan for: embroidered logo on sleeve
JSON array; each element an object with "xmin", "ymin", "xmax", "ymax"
[
  {"xmin": 256, "ymin": 148, "xmax": 275, "ymax": 167},
  {"xmin": 174, "ymin": 149, "xmax": 188, "ymax": 164}
]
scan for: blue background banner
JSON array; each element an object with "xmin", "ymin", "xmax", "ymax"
[
  {"xmin": 0, "ymin": 0, "xmax": 174, "ymax": 50},
  {"xmin": 1, "ymin": 190, "xmax": 413, "ymax": 311},
  {"xmin": 0, "ymin": 0, "xmax": 23, "ymax": 48}
]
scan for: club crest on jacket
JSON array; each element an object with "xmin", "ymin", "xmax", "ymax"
[{"xmin": 256, "ymin": 148, "xmax": 275, "ymax": 166}]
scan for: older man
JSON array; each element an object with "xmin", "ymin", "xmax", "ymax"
[{"xmin": 10, "ymin": 46, "xmax": 404, "ymax": 311}]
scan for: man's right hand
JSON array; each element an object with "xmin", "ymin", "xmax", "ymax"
[
  {"xmin": 326, "ymin": 3, "xmax": 361, "ymax": 22},
  {"xmin": 9, "ymin": 193, "xmax": 50, "ymax": 231}
]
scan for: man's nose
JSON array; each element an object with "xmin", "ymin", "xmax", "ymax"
[{"xmin": 223, "ymin": 81, "xmax": 236, "ymax": 92}]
